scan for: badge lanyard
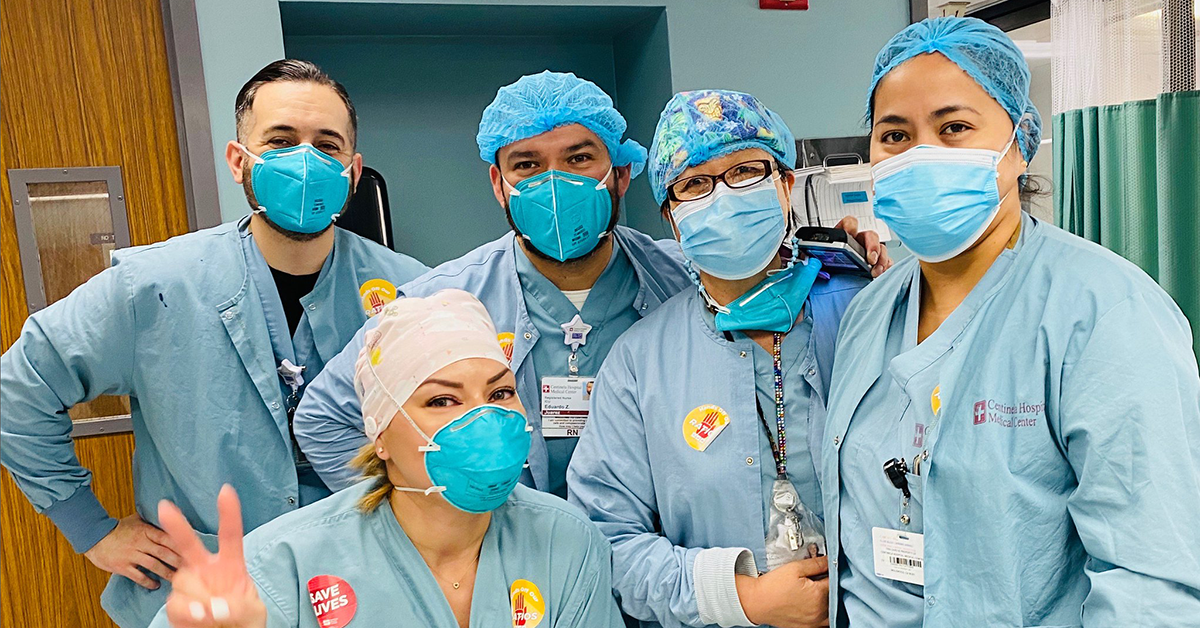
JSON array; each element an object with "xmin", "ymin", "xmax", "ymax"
[
  {"xmin": 277, "ymin": 359, "xmax": 308, "ymax": 462},
  {"xmin": 755, "ymin": 333, "xmax": 810, "ymax": 557},
  {"xmin": 756, "ymin": 333, "xmax": 788, "ymax": 478}
]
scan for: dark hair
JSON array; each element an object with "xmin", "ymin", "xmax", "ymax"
[
  {"xmin": 1019, "ymin": 173, "xmax": 1050, "ymax": 206},
  {"xmin": 234, "ymin": 59, "xmax": 358, "ymax": 146}
]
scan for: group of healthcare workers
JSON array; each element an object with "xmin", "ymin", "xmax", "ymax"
[{"xmin": 1, "ymin": 14, "xmax": 1197, "ymax": 628}]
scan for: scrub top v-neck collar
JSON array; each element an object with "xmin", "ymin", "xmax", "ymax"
[
  {"xmin": 515, "ymin": 238, "xmax": 631, "ymax": 335},
  {"xmin": 239, "ymin": 218, "xmax": 335, "ymax": 372},
  {"xmin": 370, "ymin": 502, "xmax": 510, "ymax": 626},
  {"xmin": 888, "ymin": 217, "xmax": 1033, "ymax": 400}
]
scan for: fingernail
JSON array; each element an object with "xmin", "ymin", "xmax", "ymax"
[
  {"xmin": 869, "ymin": 251, "xmax": 879, "ymax": 264},
  {"xmin": 189, "ymin": 601, "xmax": 205, "ymax": 620},
  {"xmin": 211, "ymin": 597, "xmax": 230, "ymax": 620}
]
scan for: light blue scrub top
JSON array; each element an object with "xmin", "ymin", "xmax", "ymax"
[
  {"xmin": 836, "ymin": 239, "xmax": 984, "ymax": 628},
  {"xmin": 823, "ymin": 215, "xmax": 1200, "ymax": 628},
  {"xmin": 0, "ymin": 218, "xmax": 427, "ymax": 627},
  {"xmin": 747, "ymin": 313, "xmax": 821, "ymax": 529},
  {"xmin": 567, "ymin": 273, "xmax": 866, "ymax": 628},
  {"xmin": 240, "ymin": 223, "xmax": 334, "ymax": 504},
  {"xmin": 516, "ymin": 239, "xmax": 641, "ymax": 498},
  {"xmin": 294, "ymin": 226, "xmax": 691, "ymax": 494},
  {"xmin": 147, "ymin": 482, "xmax": 623, "ymax": 628}
]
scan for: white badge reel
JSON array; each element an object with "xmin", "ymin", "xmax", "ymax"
[{"xmin": 764, "ymin": 478, "xmax": 827, "ymax": 571}]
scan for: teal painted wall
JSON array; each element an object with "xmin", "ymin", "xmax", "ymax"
[
  {"xmin": 197, "ymin": 0, "xmax": 909, "ymax": 265},
  {"xmin": 285, "ymin": 35, "xmax": 621, "ymax": 265},
  {"xmin": 194, "ymin": 0, "xmax": 285, "ymax": 224}
]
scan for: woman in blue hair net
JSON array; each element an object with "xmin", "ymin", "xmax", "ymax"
[
  {"xmin": 568, "ymin": 89, "xmax": 885, "ymax": 628},
  {"xmin": 822, "ymin": 17, "xmax": 1200, "ymax": 627}
]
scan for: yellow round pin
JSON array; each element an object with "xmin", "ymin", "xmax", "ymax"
[
  {"xmin": 359, "ymin": 279, "xmax": 397, "ymax": 317},
  {"xmin": 931, "ymin": 385, "xmax": 941, "ymax": 417},
  {"xmin": 682, "ymin": 404, "xmax": 730, "ymax": 452},
  {"xmin": 510, "ymin": 579, "xmax": 545, "ymax": 628},
  {"xmin": 497, "ymin": 332, "xmax": 515, "ymax": 362}
]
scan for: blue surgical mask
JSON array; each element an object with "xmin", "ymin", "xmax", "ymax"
[
  {"xmin": 702, "ymin": 257, "xmax": 823, "ymax": 333},
  {"xmin": 239, "ymin": 143, "xmax": 352, "ymax": 234},
  {"xmin": 672, "ymin": 176, "xmax": 788, "ymax": 280},
  {"xmin": 392, "ymin": 404, "xmax": 532, "ymax": 514},
  {"xmin": 505, "ymin": 168, "xmax": 614, "ymax": 262},
  {"xmin": 871, "ymin": 130, "xmax": 1019, "ymax": 262}
]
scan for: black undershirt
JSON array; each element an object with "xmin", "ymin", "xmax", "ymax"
[{"xmin": 270, "ymin": 267, "xmax": 321, "ymax": 335}]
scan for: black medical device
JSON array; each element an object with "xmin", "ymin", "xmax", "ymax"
[
  {"xmin": 796, "ymin": 172, "xmax": 873, "ymax": 277},
  {"xmin": 883, "ymin": 457, "xmax": 911, "ymax": 499}
]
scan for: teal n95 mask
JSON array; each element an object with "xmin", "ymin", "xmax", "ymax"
[{"xmin": 238, "ymin": 142, "xmax": 352, "ymax": 234}]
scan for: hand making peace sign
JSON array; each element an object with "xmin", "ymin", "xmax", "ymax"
[{"xmin": 157, "ymin": 485, "xmax": 268, "ymax": 628}]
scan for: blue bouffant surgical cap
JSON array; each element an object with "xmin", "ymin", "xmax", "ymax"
[
  {"xmin": 868, "ymin": 17, "xmax": 1042, "ymax": 162},
  {"xmin": 647, "ymin": 90, "xmax": 796, "ymax": 206},
  {"xmin": 476, "ymin": 71, "xmax": 647, "ymax": 178}
]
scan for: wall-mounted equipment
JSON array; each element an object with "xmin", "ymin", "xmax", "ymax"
[{"xmin": 760, "ymin": 0, "xmax": 809, "ymax": 10}]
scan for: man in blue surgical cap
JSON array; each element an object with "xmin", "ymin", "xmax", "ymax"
[{"xmin": 294, "ymin": 71, "xmax": 891, "ymax": 499}]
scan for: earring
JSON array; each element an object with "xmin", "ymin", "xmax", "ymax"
[{"xmin": 377, "ymin": 447, "xmax": 385, "ymax": 455}]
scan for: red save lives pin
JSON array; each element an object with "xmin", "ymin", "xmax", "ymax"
[{"xmin": 308, "ymin": 575, "xmax": 357, "ymax": 627}]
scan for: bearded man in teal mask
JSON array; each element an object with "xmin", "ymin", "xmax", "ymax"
[
  {"xmin": 294, "ymin": 71, "xmax": 893, "ymax": 501},
  {"xmin": 0, "ymin": 59, "xmax": 428, "ymax": 627}
]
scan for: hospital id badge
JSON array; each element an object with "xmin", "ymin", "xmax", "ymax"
[
  {"xmin": 540, "ymin": 376, "xmax": 594, "ymax": 438},
  {"xmin": 872, "ymin": 527, "xmax": 924, "ymax": 585}
]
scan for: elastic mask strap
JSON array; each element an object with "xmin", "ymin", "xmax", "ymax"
[
  {"xmin": 686, "ymin": 260, "xmax": 731, "ymax": 314},
  {"xmin": 235, "ymin": 142, "xmax": 265, "ymax": 165},
  {"xmin": 999, "ymin": 113, "xmax": 1030, "ymax": 163},
  {"xmin": 362, "ymin": 355, "xmax": 439, "ymax": 452},
  {"xmin": 235, "ymin": 142, "xmax": 269, "ymax": 216},
  {"xmin": 393, "ymin": 485, "xmax": 447, "ymax": 496},
  {"xmin": 595, "ymin": 166, "xmax": 614, "ymax": 190},
  {"xmin": 502, "ymin": 176, "xmax": 521, "ymax": 198}
]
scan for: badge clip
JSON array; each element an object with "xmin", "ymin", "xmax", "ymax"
[
  {"xmin": 560, "ymin": 313, "xmax": 592, "ymax": 352},
  {"xmin": 278, "ymin": 359, "xmax": 306, "ymax": 392}
]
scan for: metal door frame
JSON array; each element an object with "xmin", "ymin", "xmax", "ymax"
[{"xmin": 8, "ymin": 166, "xmax": 131, "ymax": 314}]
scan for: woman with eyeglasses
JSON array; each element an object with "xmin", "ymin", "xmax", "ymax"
[
  {"xmin": 823, "ymin": 17, "xmax": 1200, "ymax": 628},
  {"xmin": 146, "ymin": 290, "xmax": 623, "ymax": 628},
  {"xmin": 568, "ymin": 90, "xmax": 890, "ymax": 628}
]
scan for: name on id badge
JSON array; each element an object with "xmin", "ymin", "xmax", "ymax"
[
  {"xmin": 540, "ymin": 376, "xmax": 594, "ymax": 438},
  {"xmin": 872, "ymin": 527, "xmax": 924, "ymax": 585}
]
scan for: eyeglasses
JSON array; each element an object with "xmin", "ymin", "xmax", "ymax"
[{"xmin": 667, "ymin": 159, "xmax": 775, "ymax": 203}]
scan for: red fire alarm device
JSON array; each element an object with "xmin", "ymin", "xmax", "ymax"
[{"xmin": 760, "ymin": 0, "xmax": 809, "ymax": 9}]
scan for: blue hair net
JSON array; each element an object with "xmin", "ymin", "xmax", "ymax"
[
  {"xmin": 647, "ymin": 90, "xmax": 796, "ymax": 206},
  {"xmin": 868, "ymin": 17, "xmax": 1042, "ymax": 163},
  {"xmin": 476, "ymin": 71, "xmax": 647, "ymax": 179}
]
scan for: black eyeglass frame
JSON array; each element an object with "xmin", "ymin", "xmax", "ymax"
[{"xmin": 665, "ymin": 159, "xmax": 776, "ymax": 203}]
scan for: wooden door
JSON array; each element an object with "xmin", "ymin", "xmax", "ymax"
[{"xmin": 1, "ymin": 0, "xmax": 191, "ymax": 624}]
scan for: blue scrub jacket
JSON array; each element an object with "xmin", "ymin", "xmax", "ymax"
[
  {"xmin": 293, "ymin": 226, "xmax": 691, "ymax": 493},
  {"xmin": 147, "ymin": 482, "xmax": 625, "ymax": 628},
  {"xmin": 0, "ymin": 219, "xmax": 427, "ymax": 627},
  {"xmin": 567, "ymin": 275, "xmax": 866, "ymax": 628},
  {"xmin": 822, "ymin": 217, "xmax": 1200, "ymax": 627}
]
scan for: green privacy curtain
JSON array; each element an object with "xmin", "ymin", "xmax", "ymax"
[{"xmin": 1053, "ymin": 90, "xmax": 1200, "ymax": 359}]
